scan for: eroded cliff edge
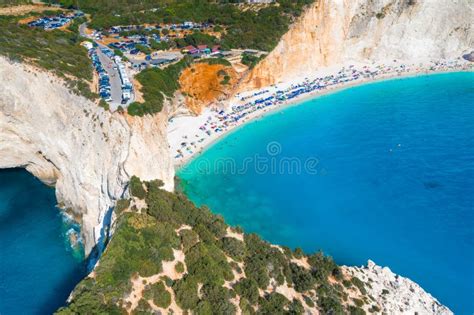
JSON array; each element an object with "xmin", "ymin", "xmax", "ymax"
[
  {"xmin": 0, "ymin": 56, "xmax": 174, "ymax": 255},
  {"xmin": 242, "ymin": 0, "xmax": 473, "ymax": 89}
]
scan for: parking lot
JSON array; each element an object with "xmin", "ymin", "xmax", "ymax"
[{"xmin": 96, "ymin": 48, "xmax": 124, "ymax": 108}]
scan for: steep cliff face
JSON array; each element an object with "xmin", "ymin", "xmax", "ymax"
[
  {"xmin": 0, "ymin": 57, "xmax": 174, "ymax": 255},
  {"xmin": 243, "ymin": 0, "xmax": 473, "ymax": 88}
]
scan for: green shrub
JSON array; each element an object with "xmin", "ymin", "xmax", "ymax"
[
  {"xmin": 143, "ymin": 281, "xmax": 171, "ymax": 308},
  {"xmin": 134, "ymin": 299, "xmax": 153, "ymax": 314},
  {"xmin": 200, "ymin": 283, "xmax": 236, "ymax": 314},
  {"xmin": 99, "ymin": 99, "xmax": 110, "ymax": 111},
  {"xmin": 290, "ymin": 263, "xmax": 316, "ymax": 292},
  {"xmin": 289, "ymin": 299, "xmax": 305, "ymax": 314},
  {"xmin": 175, "ymin": 261, "xmax": 185, "ymax": 273},
  {"xmin": 220, "ymin": 237, "xmax": 246, "ymax": 261},
  {"xmin": 351, "ymin": 277, "xmax": 367, "ymax": 295},
  {"xmin": 199, "ymin": 58, "xmax": 232, "ymax": 67},
  {"xmin": 303, "ymin": 295, "xmax": 315, "ymax": 307},
  {"xmin": 185, "ymin": 242, "xmax": 233, "ymax": 286},
  {"xmin": 241, "ymin": 53, "xmax": 265, "ymax": 69},
  {"xmin": 258, "ymin": 293, "xmax": 290, "ymax": 314},
  {"xmin": 239, "ymin": 298, "xmax": 255, "ymax": 315},
  {"xmin": 317, "ymin": 295, "xmax": 344, "ymax": 314},
  {"xmin": 179, "ymin": 229, "xmax": 199, "ymax": 252},
  {"xmin": 129, "ymin": 176, "xmax": 146, "ymax": 199},
  {"xmin": 353, "ymin": 298, "xmax": 364, "ymax": 307},
  {"xmin": 115, "ymin": 199, "xmax": 130, "ymax": 215},
  {"xmin": 113, "ymin": 49, "xmax": 123, "ymax": 57},
  {"xmin": 349, "ymin": 305, "xmax": 366, "ymax": 315},
  {"xmin": 233, "ymin": 278, "xmax": 259, "ymax": 305},
  {"xmin": 135, "ymin": 43, "xmax": 151, "ymax": 55},
  {"xmin": 173, "ymin": 276, "xmax": 200, "ymax": 310}
]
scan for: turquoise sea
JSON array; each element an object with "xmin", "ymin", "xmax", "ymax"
[
  {"xmin": 179, "ymin": 72, "xmax": 474, "ymax": 314},
  {"xmin": 0, "ymin": 169, "xmax": 86, "ymax": 314}
]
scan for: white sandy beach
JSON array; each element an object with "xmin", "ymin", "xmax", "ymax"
[{"xmin": 167, "ymin": 59, "xmax": 473, "ymax": 167}]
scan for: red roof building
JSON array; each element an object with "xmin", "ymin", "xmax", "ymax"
[{"xmin": 183, "ymin": 45, "xmax": 196, "ymax": 51}]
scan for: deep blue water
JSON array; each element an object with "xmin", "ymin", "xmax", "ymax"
[
  {"xmin": 179, "ymin": 72, "xmax": 474, "ymax": 314},
  {"xmin": 0, "ymin": 169, "xmax": 86, "ymax": 315}
]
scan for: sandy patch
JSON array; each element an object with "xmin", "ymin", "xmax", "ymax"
[
  {"xmin": 290, "ymin": 257, "xmax": 311, "ymax": 269},
  {"xmin": 226, "ymin": 227, "xmax": 244, "ymax": 241},
  {"xmin": 176, "ymin": 224, "xmax": 192, "ymax": 233},
  {"xmin": 132, "ymin": 76, "xmax": 144, "ymax": 103},
  {"xmin": 0, "ymin": 4, "xmax": 64, "ymax": 16}
]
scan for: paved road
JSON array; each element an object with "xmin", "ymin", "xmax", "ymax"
[
  {"xmin": 80, "ymin": 23, "xmax": 130, "ymax": 110},
  {"xmin": 96, "ymin": 48, "xmax": 123, "ymax": 109}
]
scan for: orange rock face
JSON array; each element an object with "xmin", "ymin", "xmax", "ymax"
[{"xmin": 179, "ymin": 63, "xmax": 239, "ymax": 115}]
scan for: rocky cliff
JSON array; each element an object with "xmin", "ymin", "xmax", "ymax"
[
  {"xmin": 0, "ymin": 57, "xmax": 174, "ymax": 255},
  {"xmin": 344, "ymin": 261, "xmax": 452, "ymax": 314},
  {"xmin": 243, "ymin": 0, "xmax": 473, "ymax": 88}
]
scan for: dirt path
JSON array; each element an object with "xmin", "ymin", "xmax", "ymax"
[{"xmin": 0, "ymin": 4, "xmax": 64, "ymax": 16}]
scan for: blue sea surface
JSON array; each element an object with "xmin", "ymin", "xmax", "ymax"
[
  {"xmin": 0, "ymin": 169, "xmax": 86, "ymax": 314},
  {"xmin": 179, "ymin": 72, "xmax": 474, "ymax": 314}
]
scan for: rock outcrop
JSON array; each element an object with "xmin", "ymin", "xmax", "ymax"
[
  {"xmin": 0, "ymin": 57, "xmax": 174, "ymax": 255},
  {"xmin": 344, "ymin": 261, "xmax": 453, "ymax": 314},
  {"xmin": 243, "ymin": 0, "xmax": 473, "ymax": 88}
]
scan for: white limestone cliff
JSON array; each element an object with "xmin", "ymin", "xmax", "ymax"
[
  {"xmin": 344, "ymin": 260, "xmax": 453, "ymax": 314},
  {"xmin": 243, "ymin": 0, "xmax": 473, "ymax": 88},
  {"xmin": 0, "ymin": 57, "xmax": 174, "ymax": 255}
]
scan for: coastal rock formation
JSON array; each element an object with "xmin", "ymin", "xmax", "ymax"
[
  {"xmin": 0, "ymin": 56, "xmax": 174, "ymax": 255},
  {"xmin": 243, "ymin": 0, "xmax": 473, "ymax": 88},
  {"xmin": 344, "ymin": 261, "xmax": 453, "ymax": 314}
]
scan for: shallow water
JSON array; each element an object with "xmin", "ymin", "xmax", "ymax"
[
  {"xmin": 179, "ymin": 72, "xmax": 474, "ymax": 314},
  {"xmin": 0, "ymin": 169, "xmax": 86, "ymax": 314}
]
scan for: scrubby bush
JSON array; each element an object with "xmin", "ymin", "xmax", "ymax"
[
  {"xmin": 143, "ymin": 281, "xmax": 171, "ymax": 308},
  {"xmin": 220, "ymin": 237, "xmax": 246, "ymax": 261},
  {"xmin": 115, "ymin": 199, "xmax": 130, "ymax": 215},
  {"xmin": 351, "ymin": 277, "xmax": 367, "ymax": 295},
  {"xmin": 317, "ymin": 296, "xmax": 344, "ymax": 314},
  {"xmin": 258, "ymin": 293, "xmax": 290, "ymax": 314},
  {"xmin": 175, "ymin": 261, "xmax": 185, "ymax": 273},
  {"xmin": 290, "ymin": 263, "xmax": 316, "ymax": 292},
  {"xmin": 200, "ymin": 283, "xmax": 236, "ymax": 314},
  {"xmin": 349, "ymin": 305, "xmax": 366, "ymax": 315},
  {"xmin": 233, "ymin": 278, "xmax": 259, "ymax": 305},
  {"xmin": 129, "ymin": 176, "xmax": 146, "ymax": 199},
  {"xmin": 173, "ymin": 276, "xmax": 200, "ymax": 310},
  {"xmin": 179, "ymin": 229, "xmax": 199, "ymax": 252}
]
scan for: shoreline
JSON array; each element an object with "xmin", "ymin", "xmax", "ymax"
[{"xmin": 168, "ymin": 60, "xmax": 473, "ymax": 168}]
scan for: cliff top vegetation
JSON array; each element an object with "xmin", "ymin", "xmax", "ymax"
[
  {"xmin": 56, "ymin": 176, "xmax": 377, "ymax": 314},
  {"xmin": 52, "ymin": 0, "xmax": 313, "ymax": 52},
  {"xmin": 0, "ymin": 13, "xmax": 96, "ymax": 99}
]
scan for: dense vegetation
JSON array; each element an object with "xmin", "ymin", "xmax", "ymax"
[
  {"xmin": 241, "ymin": 52, "xmax": 266, "ymax": 69},
  {"xmin": 127, "ymin": 56, "xmax": 192, "ymax": 116},
  {"xmin": 0, "ymin": 14, "xmax": 96, "ymax": 99},
  {"xmin": 53, "ymin": 0, "xmax": 314, "ymax": 51},
  {"xmin": 57, "ymin": 176, "xmax": 375, "ymax": 314}
]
